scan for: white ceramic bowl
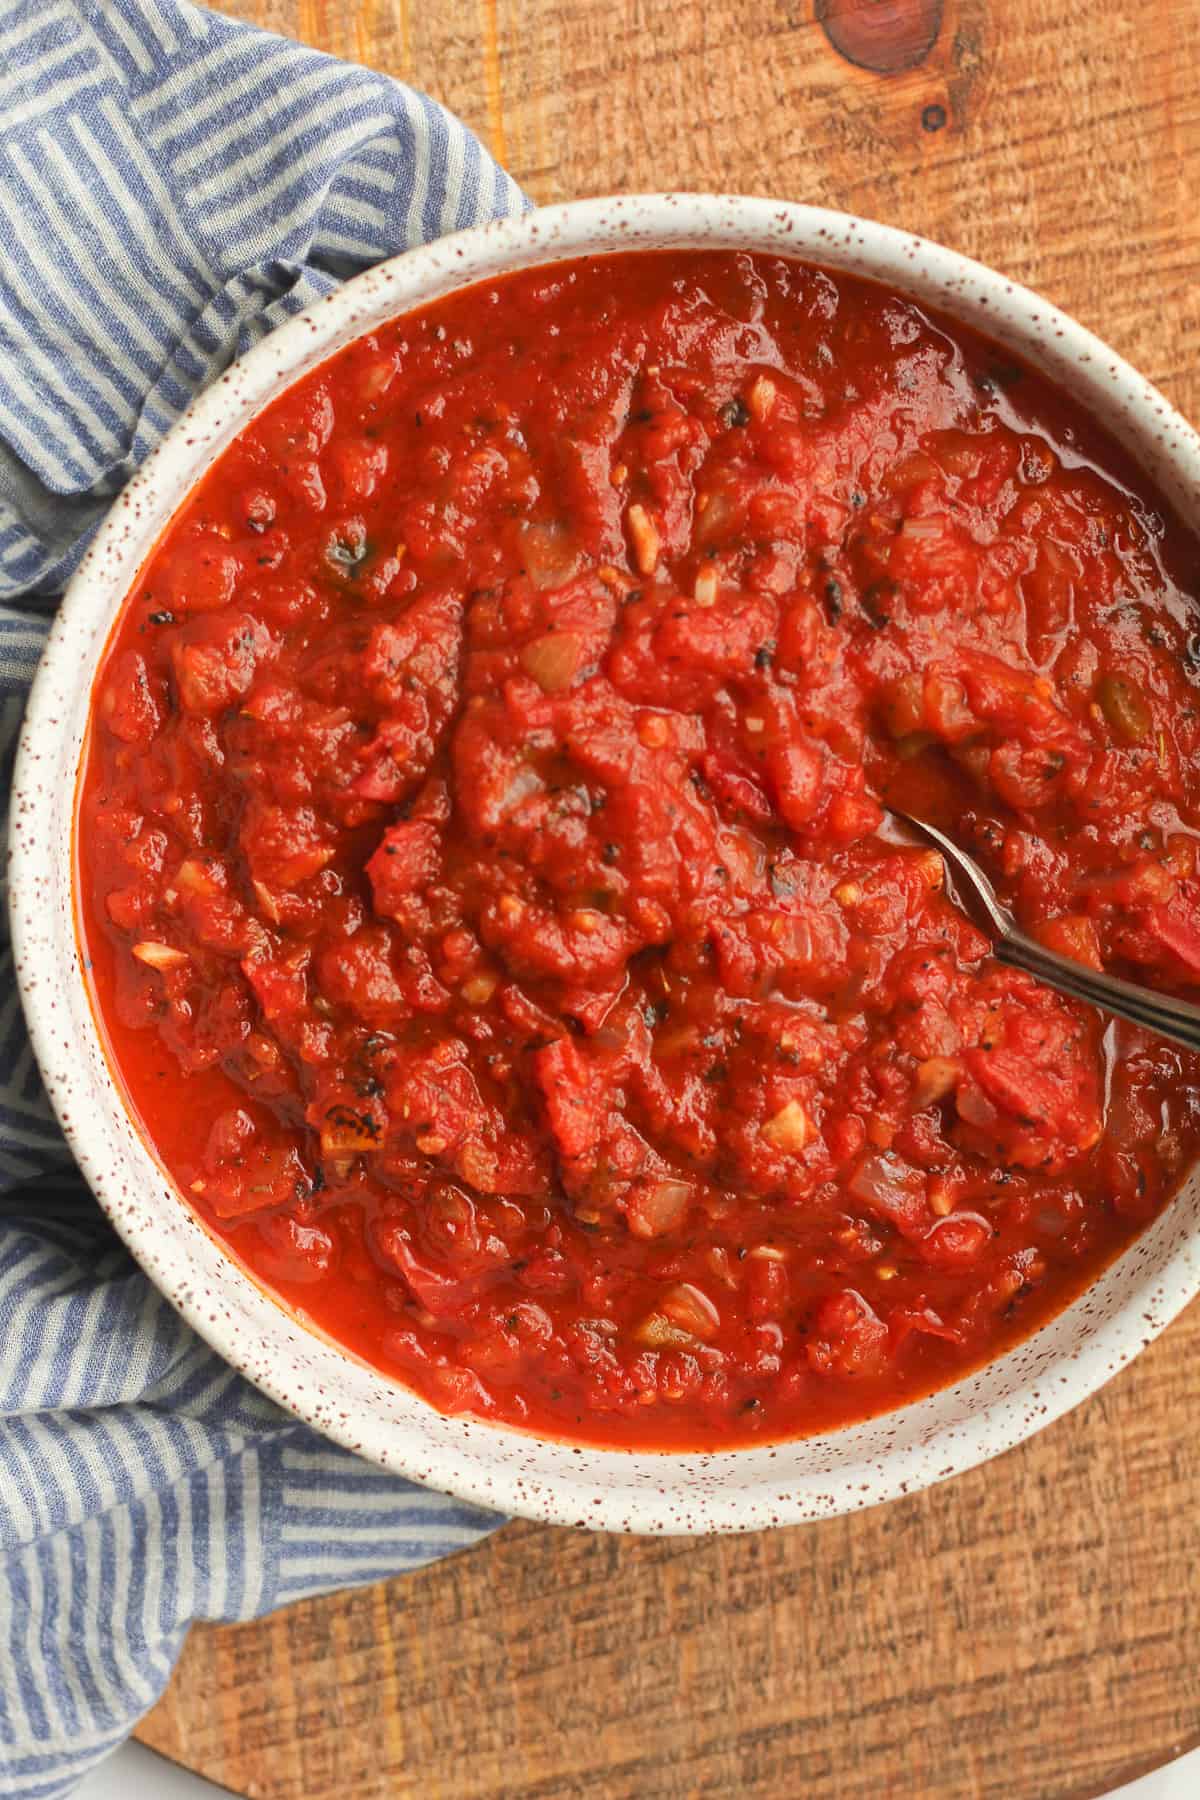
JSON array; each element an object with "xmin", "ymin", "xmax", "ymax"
[{"xmin": 12, "ymin": 195, "xmax": 1200, "ymax": 1535}]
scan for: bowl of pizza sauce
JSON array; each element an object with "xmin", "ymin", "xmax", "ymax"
[{"xmin": 13, "ymin": 196, "xmax": 1200, "ymax": 1533}]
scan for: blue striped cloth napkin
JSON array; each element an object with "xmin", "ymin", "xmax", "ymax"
[{"xmin": 0, "ymin": 4, "xmax": 527, "ymax": 1793}]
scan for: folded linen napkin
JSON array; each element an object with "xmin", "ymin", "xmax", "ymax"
[{"xmin": 0, "ymin": 3, "xmax": 526, "ymax": 1793}]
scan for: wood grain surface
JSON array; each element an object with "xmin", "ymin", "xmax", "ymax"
[{"xmin": 136, "ymin": 1, "xmax": 1200, "ymax": 1795}]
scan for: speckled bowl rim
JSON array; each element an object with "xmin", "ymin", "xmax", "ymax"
[{"xmin": 11, "ymin": 194, "xmax": 1200, "ymax": 1536}]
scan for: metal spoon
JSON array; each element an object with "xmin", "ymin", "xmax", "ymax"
[{"xmin": 891, "ymin": 809, "xmax": 1200, "ymax": 1053}]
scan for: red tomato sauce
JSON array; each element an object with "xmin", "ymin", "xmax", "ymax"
[{"xmin": 77, "ymin": 251, "xmax": 1200, "ymax": 1449}]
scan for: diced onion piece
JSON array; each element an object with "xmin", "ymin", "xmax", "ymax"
[
  {"xmin": 928, "ymin": 1179, "xmax": 954, "ymax": 1217},
  {"xmin": 358, "ymin": 357, "xmax": 397, "ymax": 402},
  {"xmin": 626, "ymin": 1177, "xmax": 693, "ymax": 1240},
  {"xmin": 659, "ymin": 1281, "xmax": 720, "ymax": 1341},
  {"xmin": 1098, "ymin": 672, "xmax": 1152, "ymax": 744},
  {"xmin": 897, "ymin": 514, "xmax": 946, "ymax": 542},
  {"xmin": 747, "ymin": 374, "xmax": 777, "ymax": 420},
  {"xmin": 518, "ymin": 520, "xmax": 578, "ymax": 590},
  {"xmin": 252, "ymin": 879, "xmax": 282, "ymax": 924},
  {"xmin": 519, "ymin": 631, "xmax": 583, "ymax": 693},
  {"xmin": 456, "ymin": 1141, "xmax": 500, "ymax": 1193},
  {"xmin": 596, "ymin": 564, "xmax": 638, "ymax": 597},
  {"xmin": 132, "ymin": 940, "xmax": 189, "ymax": 971},
  {"xmin": 848, "ymin": 1150, "xmax": 923, "ymax": 1209},
  {"xmin": 760, "ymin": 1098, "xmax": 810, "ymax": 1153},
  {"xmin": 635, "ymin": 1311, "xmax": 698, "ymax": 1349},
  {"xmin": 706, "ymin": 1245, "xmax": 739, "ymax": 1288},
  {"xmin": 276, "ymin": 843, "xmax": 335, "ymax": 888},
  {"xmin": 498, "ymin": 768, "xmax": 541, "ymax": 813},
  {"xmin": 747, "ymin": 1244, "xmax": 789, "ymax": 1262},
  {"xmin": 911, "ymin": 1056, "xmax": 961, "ymax": 1110},
  {"xmin": 916, "ymin": 850, "xmax": 944, "ymax": 890},
  {"xmin": 461, "ymin": 971, "xmax": 499, "ymax": 1006},
  {"xmin": 955, "ymin": 1085, "xmax": 999, "ymax": 1130},
  {"xmin": 174, "ymin": 857, "xmax": 220, "ymax": 897},
  {"xmin": 693, "ymin": 564, "xmax": 719, "ymax": 607},
  {"xmin": 626, "ymin": 503, "xmax": 660, "ymax": 575}
]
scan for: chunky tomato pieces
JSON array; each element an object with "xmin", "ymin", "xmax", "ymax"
[{"xmin": 78, "ymin": 252, "xmax": 1200, "ymax": 1448}]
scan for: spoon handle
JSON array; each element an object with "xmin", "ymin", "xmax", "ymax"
[{"xmin": 997, "ymin": 931, "xmax": 1200, "ymax": 1052}]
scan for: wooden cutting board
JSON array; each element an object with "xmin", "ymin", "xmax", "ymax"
[{"xmin": 137, "ymin": 2, "xmax": 1200, "ymax": 1794}]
